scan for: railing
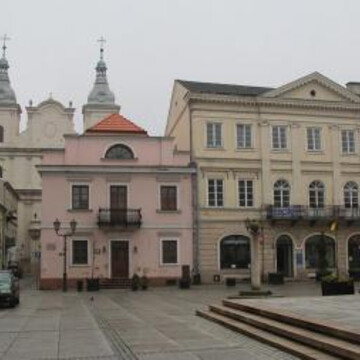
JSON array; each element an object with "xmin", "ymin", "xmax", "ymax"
[
  {"xmin": 98, "ymin": 208, "xmax": 142, "ymax": 228},
  {"xmin": 266, "ymin": 205, "xmax": 360, "ymax": 221}
]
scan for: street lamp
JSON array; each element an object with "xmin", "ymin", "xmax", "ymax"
[
  {"xmin": 53, "ymin": 218, "xmax": 77, "ymax": 292},
  {"xmin": 245, "ymin": 218, "xmax": 264, "ymax": 290}
]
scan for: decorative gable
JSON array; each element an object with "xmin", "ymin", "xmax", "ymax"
[{"xmin": 263, "ymin": 72, "xmax": 360, "ymax": 103}]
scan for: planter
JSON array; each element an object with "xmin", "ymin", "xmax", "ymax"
[
  {"xmin": 225, "ymin": 278, "xmax": 236, "ymax": 287},
  {"xmin": 349, "ymin": 270, "xmax": 360, "ymax": 281},
  {"xmin": 321, "ymin": 280, "xmax": 354, "ymax": 296},
  {"xmin": 86, "ymin": 278, "xmax": 100, "ymax": 292},
  {"xmin": 179, "ymin": 278, "xmax": 191, "ymax": 289},
  {"xmin": 268, "ymin": 272, "xmax": 284, "ymax": 285}
]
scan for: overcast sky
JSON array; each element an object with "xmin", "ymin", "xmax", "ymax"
[{"xmin": 1, "ymin": 0, "xmax": 359, "ymax": 134}]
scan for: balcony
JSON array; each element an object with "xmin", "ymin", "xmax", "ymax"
[
  {"xmin": 98, "ymin": 208, "xmax": 142, "ymax": 229},
  {"xmin": 266, "ymin": 205, "xmax": 303, "ymax": 221}
]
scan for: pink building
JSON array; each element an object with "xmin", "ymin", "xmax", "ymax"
[{"xmin": 38, "ymin": 114, "xmax": 194, "ymax": 289}]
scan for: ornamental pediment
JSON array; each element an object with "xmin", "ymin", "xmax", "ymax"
[{"xmin": 262, "ymin": 72, "xmax": 360, "ymax": 104}]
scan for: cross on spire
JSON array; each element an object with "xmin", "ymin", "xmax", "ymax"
[
  {"xmin": 97, "ymin": 36, "xmax": 106, "ymax": 60},
  {"xmin": 0, "ymin": 34, "xmax": 10, "ymax": 58}
]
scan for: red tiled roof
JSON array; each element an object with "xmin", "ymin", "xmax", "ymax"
[{"xmin": 86, "ymin": 113, "xmax": 148, "ymax": 135}]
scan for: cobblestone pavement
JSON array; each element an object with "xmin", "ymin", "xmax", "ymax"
[{"xmin": 1, "ymin": 278, "xmax": 359, "ymax": 360}]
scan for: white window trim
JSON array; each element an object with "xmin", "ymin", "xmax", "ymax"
[
  {"xmin": 340, "ymin": 129, "xmax": 356, "ymax": 155},
  {"xmin": 235, "ymin": 123, "xmax": 253, "ymax": 150},
  {"xmin": 158, "ymin": 183, "xmax": 180, "ymax": 211},
  {"xmin": 70, "ymin": 238, "xmax": 91, "ymax": 267},
  {"xmin": 271, "ymin": 125, "xmax": 289, "ymax": 151},
  {"xmin": 205, "ymin": 121, "xmax": 223, "ymax": 148},
  {"xmin": 207, "ymin": 178, "xmax": 225, "ymax": 208},
  {"xmin": 160, "ymin": 238, "xmax": 180, "ymax": 266},
  {"xmin": 306, "ymin": 127, "xmax": 323, "ymax": 152},
  {"xmin": 237, "ymin": 178, "xmax": 254, "ymax": 208},
  {"xmin": 69, "ymin": 183, "xmax": 91, "ymax": 210}
]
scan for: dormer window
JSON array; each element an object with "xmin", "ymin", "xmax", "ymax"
[{"xmin": 105, "ymin": 144, "xmax": 134, "ymax": 159}]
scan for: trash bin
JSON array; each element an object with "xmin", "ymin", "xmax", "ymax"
[{"xmin": 76, "ymin": 280, "xmax": 83, "ymax": 292}]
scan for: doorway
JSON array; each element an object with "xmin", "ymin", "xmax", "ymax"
[
  {"xmin": 111, "ymin": 241, "xmax": 129, "ymax": 278},
  {"xmin": 276, "ymin": 235, "xmax": 293, "ymax": 277},
  {"xmin": 110, "ymin": 185, "xmax": 127, "ymax": 224}
]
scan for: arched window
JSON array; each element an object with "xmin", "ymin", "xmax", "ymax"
[
  {"xmin": 309, "ymin": 181, "xmax": 324, "ymax": 208},
  {"xmin": 305, "ymin": 234, "xmax": 335, "ymax": 268},
  {"xmin": 0, "ymin": 126, "xmax": 3, "ymax": 143},
  {"xmin": 348, "ymin": 235, "xmax": 360, "ymax": 272},
  {"xmin": 105, "ymin": 144, "xmax": 134, "ymax": 159},
  {"xmin": 274, "ymin": 180, "xmax": 290, "ymax": 208},
  {"xmin": 220, "ymin": 235, "xmax": 250, "ymax": 269},
  {"xmin": 344, "ymin": 182, "xmax": 358, "ymax": 209}
]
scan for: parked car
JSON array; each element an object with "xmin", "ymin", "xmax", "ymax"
[
  {"xmin": 0, "ymin": 270, "xmax": 20, "ymax": 307},
  {"xmin": 7, "ymin": 261, "xmax": 22, "ymax": 279}
]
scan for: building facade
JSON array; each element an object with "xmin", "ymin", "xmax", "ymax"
[
  {"xmin": 38, "ymin": 113, "xmax": 194, "ymax": 289},
  {"xmin": 166, "ymin": 72, "xmax": 360, "ymax": 283}
]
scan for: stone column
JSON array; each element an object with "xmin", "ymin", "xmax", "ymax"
[{"xmin": 251, "ymin": 234, "xmax": 261, "ymax": 290}]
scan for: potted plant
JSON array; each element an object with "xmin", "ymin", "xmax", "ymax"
[
  {"xmin": 321, "ymin": 274, "xmax": 355, "ymax": 296},
  {"xmin": 140, "ymin": 275, "xmax": 148, "ymax": 290},
  {"xmin": 131, "ymin": 273, "xmax": 140, "ymax": 291}
]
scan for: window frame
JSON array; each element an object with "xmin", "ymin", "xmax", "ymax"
[
  {"xmin": 344, "ymin": 181, "xmax": 358, "ymax": 209},
  {"xmin": 70, "ymin": 239, "xmax": 90, "ymax": 266},
  {"xmin": 159, "ymin": 184, "xmax": 179, "ymax": 211},
  {"xmin": 71, "ymin": 183, "xmax": 90, "ymax": 210},
  {"xmin": 207, "ymin": 178, "xmax": 224, "ymax": 208},
  {"xmin": 271, "ymin": 125, "xmax": 288, "ymax": 150},
  {"xmin": 236, "ymin": 123, "xmax": 252, "ymax": 149},
  {"xmin": 206, "ymin": 122, "xmax": 223, "ymax": 148},
  {"xmin": 341, "ymin": 129, "xmax": 356, "ymax": 155},
  {"xmin": 160, "ymin": 238, "xmax": 179, "ymax": 266},
  {"xmin": 238, "ymin": 179, "xmax": 254, "ymax": 208},
  {"xmin": 273, "ymin": 179, "xmax": 290, "ymax": 208},
  {"xmin": 309, "ymin": 180, "xmax": 325, "ymax": 208},
  {"xmin": 307, "ymin": 127, "xmax": 322, "ymax": 152}
]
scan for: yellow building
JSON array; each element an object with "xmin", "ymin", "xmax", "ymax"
[{"xmin": 166, "ymin": 72, "xmax": 360, "ymax": 283}]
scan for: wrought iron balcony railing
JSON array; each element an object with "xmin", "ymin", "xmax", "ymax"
[{"xmin": 98, "ymin": 208, "xmax": 142, "ymax": 228}]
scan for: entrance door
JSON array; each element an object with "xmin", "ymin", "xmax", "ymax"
[
  {"xmin": 110, "ymin": 185, "xmax": 127, "ymax": 224},
  {"xmin": 111, "ymin": 241, "xmax": 129, "ymax": 278},
  {"xmin": 276, "ymin": 235, "xmax": 293, "ymax": 277}
]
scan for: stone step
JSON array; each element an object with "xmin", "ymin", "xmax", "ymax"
[
  {"xmin": 222, "ymin": 299, "xmax": 360, "ymax": 345},
  {"xmin": 196, "ymin": 309, "xmax": 339, "ymax": 360},
  {"xmin": 99, "ymin": 278, "xmax": 131, "ymax": 289},
  {"xmin": 210, "ymin": 304, "xmax": 360, "ymax": 360}
]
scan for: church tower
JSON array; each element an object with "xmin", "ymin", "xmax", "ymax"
[
  {"xmin": 0, "ymin": 35, "xmax": 21, "ymax": 146},
  {"xmin": 82, "ymin": 37, "xmax": 120, "ymax": 131}
]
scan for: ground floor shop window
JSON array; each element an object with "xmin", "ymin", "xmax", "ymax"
[
  {"xmin": 220, "ymin": 235, "xmax": 250, "ymax": 269},
  {"xmin": 305, "ymin": 234, "xmax": 335, "ymax": 268},
  {"xmin": 348, "ymin": 235, "xmax": 360, "ymax": 270}
]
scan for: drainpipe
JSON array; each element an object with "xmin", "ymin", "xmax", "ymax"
[{"xmin": 189, "ymin": 102, "xmax": 201, "ymax": 283}]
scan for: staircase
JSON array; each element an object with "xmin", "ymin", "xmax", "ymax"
[
  {"xmin": 99, "ymin": 278, "xmax": 131, "ymax": 289},
  {"xmin": 197, "ymin": 299, "xmax": 360, "ymax": 360}
]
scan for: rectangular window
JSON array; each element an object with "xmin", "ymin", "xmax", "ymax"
[
  {"xmin": 161, "ymin": 240, "xmax": 178, "ymax": 264},
  {"xmin": 72, "ymin": 185, "xmax": 89, "ymax": 210},
  {"xmin": 307, "ymin": 127, "xmax": 322, "ymax": 151},
  {"xmin": 272, "ymin": 126, "xmax": 287, "ymax": 150},
  {"xmin": 236, "ymin": 124, "xmax": 252, "ymax": 149},
  {"xmin": 341, "ymin": 130, "xmax": 355, "ymax": 154},
  {"xmin": 206, "ymin": 122, "xmax": 222, "ymax": 148},
  {"xmin": 238, "ymin": 180, "xmax": 253, "ymax": 207},
  {"xmin": 72, "ymin": 240, "xmax": 88, "ymax": 265},
  {"xmin": 208, "ymin": 179, "xmax": 224, "ymax": 207},
  {"xmin": 160, "ymin": 185, "xmax": 177, "ymax": 211}
]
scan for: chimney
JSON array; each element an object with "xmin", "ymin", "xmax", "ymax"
[{"xmin": 346, "ymin": 82, "xmax": 360, "ymax": 96}]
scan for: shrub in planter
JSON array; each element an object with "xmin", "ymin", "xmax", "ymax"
[
  {"xmin": 131, "ymin": 274, "xmax": 140, "ymax": 291},
  {"xmin": 321, "ymin": 274, "xmax": 355, "ymax": 296},
  {"xmin": 86, "ymin": 278, "xmax": 100, "ymax": 291},
  {"xmin": 140, "ymin": 275, "xmax": 148, "ymax": 290},
  {"xmin": 225, "ymin": 278, "xmax": 236, "ymax": 287}
]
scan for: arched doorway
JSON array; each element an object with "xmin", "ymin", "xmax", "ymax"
[
  {"xmin": 220, "ymin": 235, "xmax": 250, "ymax": 269},
  {"xmin": 276, "ymin": 235, "xmax": 293, "ymax": 277},
  {"xmin": 348, "ymin": 235, "xmax": 360, "ymax": 274},
  {"xmin": 305, "ymin": 234, "xmax": 335, "ymax": 269}
]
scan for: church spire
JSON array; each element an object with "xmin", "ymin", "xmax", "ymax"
[
  {"xmin": 87, "ymin": 36, "xmax": 116, "ymax": 105},
  {"xmin": 0, "ymin": 34, "xmax": 17, "ymax": 105}
]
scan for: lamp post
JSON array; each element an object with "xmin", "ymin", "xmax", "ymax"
[
  {"xmin": 53, "ymin": 218, "xmax": 77, "ymax": 292},
  {"xmin": 245, "ymin": 218, "xmax": 264, "ymax": 290}
]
